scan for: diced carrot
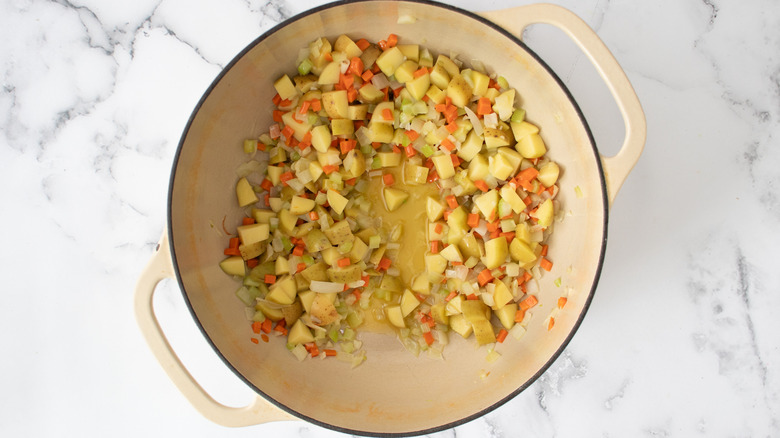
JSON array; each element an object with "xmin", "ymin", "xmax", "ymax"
[
  {"xmin": 309, "ymin": 211, "xmax": 319, "ymax": 221},
  {"xmin": 256, "ymin": 142, "xmax": 266, "ymax": 151},
  {"xmin": 435, "ymin": 103, "xmax": 447, "ymax": 113},
  {"xmin": 310, "ymin": 99, "xmax": 322, "ymax": 112},
  {"xmin": 450, "ymin": 154, "xmax": 462, "ymax": 167},
  {"xmin": 324, "ymin": 52, "xmax": 333, "ymax": 62},
  {"xmin": 250, "ymin": 337, "xmax": 259, "ymax": 344},
  {"xmin": 337, "ymin": 257, "xmax": 351, "ymax": 268},
  {"xmin": 347, "ymin": 87, "xmax": 358, "ymax": 102},
  {"xmin": 474, "ymin": 179, "xmax": 490, "ymax": 192},
  {"xmin": 324, "ymin": 349, "xmax": 338, "ymax": 357},
  {"xmin": 382, "ymin": 108, "xmax": 394, "ymax": 121},
  {"xmin": 246, "ymin": 258, "xmax": 259, "ymax": 268},
  {"xmin": 383, "ymin": 173, "xmax": 395, "ymax": 186},
  {"xmin": 272, "ymin": 110, "xmax": 284, "ymax": 122},
  {"xmin": 477, "ymin": 269, "xmax": 493, "ymax": 286},
  {"xmin": 292, "ymin": 246, "xmax": 305, "ymax": 257},
  {"xmin": 541, "ymin": 244, "xmax": 549, "ymax": 257},
  {"xmin": 281, "ymin": 125, "xmax": 294, "ymax": 140},
  {"xmin": 426, "ymin": 169, "xmax": 439, "ymax": 183},
  {"xmin": 242, "ymin": 217, "xmax": 255, "ymax": 225},
  {"xmin": 387, "ymin": 33, "xmax": 398, "ymax": 47},
  {"xmin": 348, "ymin": 57, "xmax": 364, "ymax": 76},
  {"xmin": 229, "ymin": 237, "xmax": 240, "ymax": 248},
  {"xmin": 298, "ymin": 100, "xmax": 311, "ymax": 114},
  {"xmin": 466, "ymin": 293, "xmax": 478, "ymax": 301},
  {"xmin": 486, "ymin": 221, "xmax": 500, "ymax": 233},
  {"xmin": 260, "ymin": 178, "xmax": 273, "ymax": 192},
  {"xmin": 477, "ymin": 97, "xmax": 493, "ymax": 115},
  {"xmin": 260, "ymin": 318, "xmax": 273, "ymax": 334},
  {"xmin": 445, "ymin": 195, "xmax": 458, "ymax": 209},
  {"xmin": 517, "ymin": 167, "xmax": 539, "ymax": 182},
  {"xmin": 445, "ymin": 291, "xmax": 458, "ymax": 302},
  {"xmin": 467, "ymin": 213, "xmax": 480, "ymax": 228},
  {"xmin": 322, "ymin": 164, "xmax": 339, "ymax": 175},
  {"xmin": 501, "ymin": 231, "xmax": 515, "ymax": 243},
  {"xmin": 264, "ymin": 274, "xmax": 277, "ymax": 284},
  {"xmin": 223, "ymin": 248, "xmax": 241, "ymax": 256},
  {"xmin": 405, "ymin": 145, "xmax": 416, "ymax": 158},
  {"xmin": 445, "ymin": 122, "xmax": 458, "ymax": 134},
  {"xmin": 340, "ymin": 138, "xmax": 356, "ymax": 154},
  {"xmin": 442, "ymin": 210, "xmax": 450, "ymax": 221},
  {"xmin": 514, "ymin": 308, "xmax": 526, "ymax": 323},
  {"xmin": 547, "ymin": 317, "xmax": 555, "ymax": 331},
  {"xmin": 519, "ymin": 295, "xmax": 538, "ymax": 310},
  {"xmin": 296, "ymin": 262, "xmax": 306, "ymax": 273},
  {"xmin": 272, "ymin": 93, "xmax": 282, "ymax": 105},
  {"xmin": 434, "ymin": 222, "xmax": 443, "ymax": 234},
  {"xmin": 413, "ymin": 67, "xmax": 428, "ymax": 78},
  {"xmin": 251, "ymin": 321, "xmax": 262, "ymax": 334},
  {"xmin": 496, "ymin": 328, "xmax": 508, "ymax": 343},
  {"xmin": 279, "ymin": 172, "xmax": 294, "ymax": 186},
  {"xmin": 361, "ymin": 69, "xmax": 374, "ymax": 82},
  {"xmin": 377, "ymin": 257, "xmax": 392, "ymax": 271},
  {"xmin": 260, "ymin": 334, "xmax": 269, "ymax": 342},
  {"xmin": 423, "ymin": 331, "xmax": 434, "ymax": 346},
  {"xmin": 430, "ymin": 240, "xmax": 440, "ymax": 254},
  {"xmin": 540, "ymin": 257, "xmax": 553, "ymax": 272},
  {"xmin": 377, "ymin": 39, "xmax": 388, "ymax": 51},
  {"xmin": 356, "ymin": 38, "xmax": 370, "ymax": 51},
  {"xmin": 405, "ymin": 129, "xmax": 419, "ymax": 141},
  {"xmin": 557, "ymin": 297, "xmax": 567, "ymax": 309},
  {"xmin": 440, "ymin": 137, "xmax": 456, "ymax": 152}
]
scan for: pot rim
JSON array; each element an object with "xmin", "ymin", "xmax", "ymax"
[{"xmin": 167, "ymin": 0, "xmax": 609, "ymax": 435}]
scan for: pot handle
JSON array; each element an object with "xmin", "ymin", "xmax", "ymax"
[
  {"xmin": 134, "ymin": 230, "xmax": 296, "ymax": 426},
  {"xmin": 479, "ymin": 4, "xmax": 646, "ymax": 207}
]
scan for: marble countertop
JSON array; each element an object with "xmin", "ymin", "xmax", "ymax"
[{"xmin": 2, "ymin": 0, "xmax": 778, "ymax": 436}]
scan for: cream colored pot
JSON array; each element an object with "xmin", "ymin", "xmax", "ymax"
[{"xmin": 135, "ymin": 1, "xmax": 645, "ymax": 435}]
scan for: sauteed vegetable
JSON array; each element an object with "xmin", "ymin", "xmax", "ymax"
[{"xmin": 219, "ymin": 34, "xmax": 563, "ymax": 364}]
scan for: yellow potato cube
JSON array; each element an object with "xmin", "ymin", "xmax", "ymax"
[
  {"xmin": 326, "ymin": 189, "xmax": 349, "ymax": 214},
  {"xmin": 483, "ymin": 236, "xmax": 508, "ymax": 269},
  {"xmin": 310, "ymin": 124, "xmax": 332, "ymax": 153},
  {"xmin": 321, "ymin": 90, "xmax": 349, "ymax": 119},
  {"xmin": 431, "ymin": 154, "xmax": 456, "ymax": 180},
  {"xmin": 400, "ymin": 289, "xmax": 421, "ymax": 317},
  {"xmin": 236, "ymin": 177, "xmax": 258, "ymax": 207},
  {"xmin": 273, "ymin": 74, "xmax": 297, "ymax": 100},
  {"xmin": 516, "ymin": 133, "xmax": 547, "ymax": 158},
  {"xmin": 386, "ymin": 305, "xmax": 406, "ymax": 328},
  {"xmin": 219, "ymin": 256, "xmax": 245, "ymax": 277},
  {"xmin": 383, "ymin": 187, "xmax": 409, "ymax": 211},
  {"xmin": 375, "ymin": 47, "xmax": 405, "ymax": 76},
  {"xmin": 289, "ymin": 196, "xmax": 316, "ymax": 215},
  {"xmin": 509, "ymin": 238, "xmax": 537, "ymax": 264}
]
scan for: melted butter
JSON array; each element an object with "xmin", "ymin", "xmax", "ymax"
[{"xmin": 364, "ymin": 166, "xmax": 439, "ymax": 285}]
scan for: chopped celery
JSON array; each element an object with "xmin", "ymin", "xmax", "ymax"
[
  {"xmin": 252, "ymin": 309, "xmax": 266, "ymax": 322},
  {"xmin": 497, "ymin": 76, "xmax": 509, "ymax": 89},
  {"xmin": 511, "ymin": 108, "xmax": 526, "ymax": 123},
  {"xmin": 235, "ymin": 286, "xmax": 254, "ymax": 306},
  {"xmin": 575, "ymin": 185, "xmax": 584, "ymax": 198},
  {"xmin": 346, "ymin": 312, "xmax": 364, "ymax": 328},
  {"xmin": 421, "ymin": 144, "xmax": 435, "ymax": 157},
  {"xmin": 368, "ymin": 235, "xmax": 381, "ymax": 249},
  {"xmin": 281, "ymin": 236, "xmax": 293, "ymax": 252},
  {"xmin": 286, "ymin": 342, "xmax": 296, "ymax": 351},
  {"xmin": 554, "ymin": 277, "xmax": 562, "ymax": 287},
  {"xmin": 243, "ymin": 139, "xmax": 257, "ymax": 154},
  {"xmin": 302, "ymin": 254, "xmax": 314, "ymax": 265},
  {"xmin": 297, "ymin": 58, "xmax": 313, "ymax": 75},
  {"xmin": 343, "ymin": 327, "xmax": 356, "ymax": 341},
  {"xmin": 328, "ymin": 327, "xmax": 340, "ymax": 343},
  {"xmin": 371, "ymin": 157, "xmax": 382, "ymax": 169}
]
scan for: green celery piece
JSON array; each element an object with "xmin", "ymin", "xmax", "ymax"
[
  {"xmin": 511, "ymin": 109, "xmax": 526, "ymax": 123},
  {"xmin": 298, "ymin": 58, "xmax": 313, "ymax": 75}
]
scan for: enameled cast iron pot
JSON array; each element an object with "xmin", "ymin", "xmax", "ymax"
[{"xmin": 135, "ymin": 1, "xmax": 645, "ymax": 435}]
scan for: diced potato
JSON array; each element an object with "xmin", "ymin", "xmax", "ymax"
[
  {"xmin": 349, "ymin": 235, "xmax": 369, "ymax": 262},
  {"xmin": 447, "ymin": 206, "xmax": 468, "ymax": 245},
  {"xmin": 334, "ymin": 34, "xmax": 363, "ymax": 58},
  {"xmin": 431, "ymin": 154, "xmax": 456, "ymax": 180},
  {"xmin": 383, "ymin": 187, "xmax": 409, "ymax": 211},
  {"xmin": 431, "ymin": 303, "xmax": 449, "ymax": 325},
  {"xmin": 446, "ymin": 74, "xmax": 472, "ymax": 108},
  {"xmin": 489, "ymin": 153, "xmax": 514, "ymax": 181},
  {"xmin": 281, "ymin": 111, "xmax": 312, "ymax": 141},
  {"xmin": 394, "ymin": 60, "xmax": 418, "ymax": 83},
  {"xmin": 236, "ymin": 177, "xmax": 258, "ymax": 207},
  {"xmin": 326, "ymin": 189, "xmax": 349, "ymax": 214},
  {"xmin": 406, "ymin": 73, "xmax": 430, "ymax": 101},
  {"xmin": 436, "ymin": 55, "xmax": 460, "ymax": 77},
  {"xmin": 411, "ymin": 274, "xmax": 430, "ymax": 295},
  {"xmin": 509, "ymin": 238, "xmax": 537, "ymax": 264},
  {"xmin": 429, "ymin": 63, "xmax": 450, "ymax": 89},
  {"xmin": 267, "ymin": 165, "xmax": 284, "ymax": 186},
  {"xmin": 237, "ymin": 223, "xmax": 270, "ymax": 246},
  {"xmin": 458, "ymin": 233, "xmax": 484, "ymax": 259},
  {"xmin": 331, "ymin": 119, "xmax": 354, "ymax": 137},
  {"xmin": 255, "ymin": 300, "xmax": 283, "ymax": 321},
  {"xmin": 300, "ymin": 262, "xmax": 329, "ymax": 283},
  {"xmin": 397, "ymin": 44, "xmax": 419, "ymax": 61},
  {"xmin": 377, "ymin": 151, "xmax": 402, "ymax": 167},
  {"xmin": 492, "ymin": 280, "xmax": 513, "ymax": 309},
  {"xmin": 219, "ymin": 256, "xmax": 245, "ymax": 277},
  {"xmin": 403, "ymin": 163, "xmax": 429, "ymax": 185},
  {"xmin": 268, "ymin": 146, "xmax": 286, "ymax": 165},
  {"xmin": 400, "ymin": 289, "xmax": 421, "ymax": 316},
  {"xmin": 474, "ymin": 189, "xmax": 499, "ymax": 219},
  {"xmin": 492, "ymin": 89, "xmax": 516, "ymax": 121},
  {"xmin": 293, "ymin": 74, "xmax": 318, "ymax": 93},
  {"xmin": 425, "ymin": 253, "xmax": 448, "ymax": 275},
  {"xmin": 367, "ymin": 121, "xmax": 394, "ymax": 143},
  {"xmin": 425, "ymin": 84, "xmax": 447, "ymax": 104},
  {"xmin": 472, "ymin": 319, "xmax": 497, "ymax": 345},
  {"xmin": 289, "ymin": 196, "xmax": 315, "ymax": 215},
  {"xmin": 266, "ymin": 275, "xmax": 297, "ymax": 305},
  {"xmin": 510, "ymin": 120, "xmax": 539, "ymax": 141},
  {"xmin": 375, "ymin": 47, "xmax": 405, "ymax": 76},
  {"xmin": 278, "ymin": 209, "xmax": 298, "ymax": 235},
  {"xmin": 347, "ymin": 104, "xmax": 368, "ymax": 121},
  {"xmin": 537, "ymin": 161, "xmax": 560, "ymax": 187},
  {"xmin": 310, "ymin": 293, "xmax": 340, "ymax": 325},
  {"xmin": 327, "ymin": 264, "xmax": 363, "ymax": 283},
  {"xmin": 483, "ymin": 236, "xmax": 508, "ymax": 269},
  {"xmin": 386, "ymin": 305, "xmax": 406, "ymax": 328},
  {"xmin": 458, "ymin": 130, "xmax": 483, "ymax": 162},
  {"xmin": 449, "ymin": 314, "xmax": 473, "ymax": 338},
  {"xmin": 360, "ymin": 45, "xmax": 382, "ymax": 69},
  {"xmin": 467, "ymin": 153, "xmax": 489, "ymax": 181},
  {"xmin": 308, "ymin": 161, "xmax": 324, "ymax": 182},
  {"xmin": 273, "ymin": 74, "xmax": 297, "ymax": 100},
  {"xmin": 446, "ymin": 294, "xmax": 465, "ymax": 315},
  {"xmin": 469, "ymin": 70, "xmax": 490, "ymax": 97},
  {"xmin": 358, "ymin": 83, "xmax": 385, "ymax": 104},
  {"xmin": 495, "ymin": 303, "xmax": 517, "ymax": 330},
  {"xmin": 370, "ymin": 101, "xmax": 395, "ymax": 125},
  {"xmin": 483, "ymin": 127, "xmax": 512, "ymax": 149},
  {"xmin": 323, "ymin": 220, "xmax": 353, "ymax": 245},
  {"xmin": 497, "ymin": 147, "xmax": 523, "ymax": 174},
  {"xmin": 321, "ymin": 90, "xmax": 349, "ymax": 119},
  {"xmin": 344, "ymin": 149, "xmax": 366, "ymax": 178},
  {"xmin": 251, "ymin": 209, "xmax": 275, "ymax": 224},
  {"xmin": 461, "ymin": 300, "xmax": 489, "ymax": 323},
  {"xmin": 298, "ymin": 290, "xmax": 316, "ymax": 313},
  {"xmin": 287, "ymin": 319, "xmax": 315, "ymax": 345},
  {"xmin": 516, "ymin": 133, "xmax": 547, "ymax": 158},
  {"xmin": 439, "ymin": 243, "xmax": 463, "ymax": 263},
  {"xmin": 500, "ymin": 185, "xmax": 526, "ymax": 214},
  {"xmin": 239, "ymin": 242, "xmax": 264, "ymax": 260},
  {"xmin": 535, "ymin": 198, "xmax": 554, "ymax": 227},
  {"xmin": 317, "ymin": 61, "xmax": 341, "ymax": 85}
]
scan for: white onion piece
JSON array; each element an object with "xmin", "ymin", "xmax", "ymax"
[
  {"xmin": 297, "ymin": 169, "xmax": 313, "ymax": 184},
  {"xmin": 386, "ymin": 266, "xmax": 400, "ymax": 277},
  {"xmin": 371, "ymin": 73, "xmax": 390, "ymax": 89},
  {"xmin": 386, "ymin": 243, "xmax": 400, "ymax": 250},
  {"xmin": 348, "ymin": 279, "xmax": 367, "ymax": 289},
  {"xmin": 310, "ymin": 280, "xmax": 345, "ymax": 293},
  {"xmin": 464, "ymin": 106, "xmax": 483, "ymax": 137},
  {"xmin": 483, "ymin": 112, "xmax": 498, "ymax": 129},
  {"xmin": 286, "ymin": 178, "xmax": 304, "ymax": 192}
]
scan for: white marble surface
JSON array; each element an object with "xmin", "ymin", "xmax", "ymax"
[{"xmin": 2, "ymin": 0, "xmax": 778, "ymax": 436}]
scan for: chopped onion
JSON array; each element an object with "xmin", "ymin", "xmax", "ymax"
[
  {"xmin": 297, "ymin": 169, "xmax": 313, "ymax": 184},
  {"xmin": 236, "ymin": 160, "xmax": 263, "ymax": 178},
  {"xmin": 355, "ymin": 126, "xmax": 371, "ymax": 146},
  {"xmin": 286, "ymin": 178, "xmax": 304, "ymax": 192},
  {"xmin": 510, "ymin": 324, "xmax": 527, "ymax": 340},
  {"xmin": 310, "ymin": 280, "xmax": 345, "ymax": 293},
  {"xmin": 348, "ymin": 279, "xmax": 367, "ymax": 289},
  {"xmin": 371, "ymin": 73, "xmax": 390, "ymax": 89},
  {"xmin": 386, "ymin": 266, "xmax": 400, "ymax": 277},
  {"xmin": 386, "ymin": 243, "xmax": 401, "ymax": 250},
  {"xmin": 483, "ymin": 112, "xmax": 498, "ymax": 129},
  {"xmin": 463, "ymin": 106, "xmax": 483, "ymax": 137}
]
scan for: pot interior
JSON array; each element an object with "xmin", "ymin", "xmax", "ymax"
[{"xmin": 168, "ymin": 1, "xmax": 607, "ymax": 435}]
